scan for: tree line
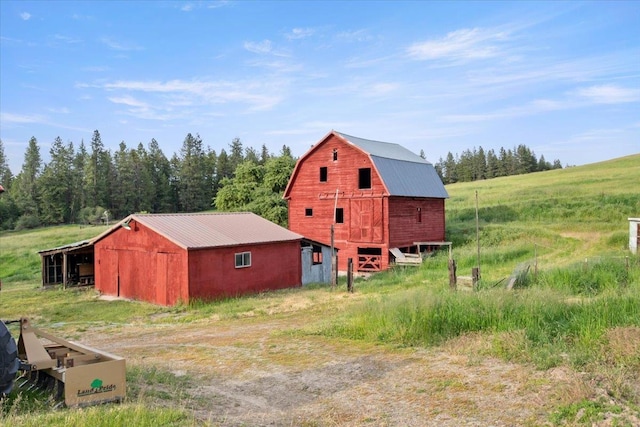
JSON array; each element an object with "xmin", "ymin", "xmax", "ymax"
[
  {"xmin": 429, "ymin": 145, "xmax": 562, "ymax": 184},
  {"xmin": 0, "ymin": 133, "xmax": 563, "ymax": 232},
  {"xmin": 0, "ymin": 131, "xmax": 295, "ymax": 230}
]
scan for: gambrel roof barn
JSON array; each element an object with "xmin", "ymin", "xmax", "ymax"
[{"xmin": 284, "ymin": 130, "xmax": 449, "ymax": 272}]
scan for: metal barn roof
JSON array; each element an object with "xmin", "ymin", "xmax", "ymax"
[
  {"xmin": 92, "ymin": 212, "xmax": 303, "ymax": 250},
  {"xmin": 335, "ymin": 131, "xmax": 449, "ymax": 198},
  {"xmin": 129, "ymin": 212, "xmax": 303, "ymax": 250}
]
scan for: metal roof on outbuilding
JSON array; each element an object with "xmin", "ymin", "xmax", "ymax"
[
  {"xmin": 95, "ymin": 212, "xmax": 304, "ymax": 250},
  {"xmin": 335, "ymin": 131, "xmax": 449, "ymax": 199}
]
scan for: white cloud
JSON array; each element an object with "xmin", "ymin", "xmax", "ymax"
[
  {"xmin": 407, "ymin": 27, "xmax": 509, "ymax": 62},
  {"xmin": 286, "ymin": 27, "xmax": 315, "ymax": 40},
  {"xmin": 244, "ymin": 40, "xmax": 273, "ymax": 55},
  {"xmin": 20, "ymin": 12, "xmax": 31, "ymax": 21},
  {"xmin": 574, "ymin": 84, "xmax": 640, "ymax": 104},
  {"xmin": 181, "ymin": 3, "xmax": 194, "ymax": 12},
  {"xmin": 108, "ymin": 95, "xmax": 149, "ymax": 108},
  {"xmin": 100, "ymin": 78, "xmax": 285, "ymax": 115}
]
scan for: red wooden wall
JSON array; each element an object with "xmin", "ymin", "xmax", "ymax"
[
  {"xmin": 188, "ymin": 240, "xmax": 301, "ymax": 300},
  {"xmin": 95, "ymin": 219, "xmax": 302, "ymax": 306},
  {"xmin": 94, "ymin": 220, "xmax": 188, "ymax": 306},
  {"xmin": 387, "ymin": 197, "xmax": 445, "ymax": 248}
]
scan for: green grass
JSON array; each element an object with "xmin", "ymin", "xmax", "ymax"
[{"xmin": 0, "ymin": 154, "xmax": 639, "ymax": 425}]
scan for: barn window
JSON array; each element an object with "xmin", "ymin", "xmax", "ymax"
[
  {"xmin": 320, "ymin": 167, "xmax": 328, "ymax": 182},
  {"xmin": 335, "ymin": 207, "xmax": 344, "ymax": 224},
  {"xmin": 235, "ymin": 252, "xmax": 251, "ymax": 268},
  {"xmin": 358, "ymin": 168, "xmax": 371, "ymax": 189},
  {"xmin": 305, "ymin": 208, "xmax": 313, "ymax": 217},
  {"xmin": 312, "ymin": 245, "xmax": 323, "ymax": 265},
  {"xmin": 417, "ymin": 207, "xmax": 422, "ymax": 223},
  {"xmin": 333, "ymin": 149, "xmax": 338, "ymax": 161}
]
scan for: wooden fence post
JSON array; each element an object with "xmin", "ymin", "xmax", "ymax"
[
  {"xmin": 347, "ymin": 258, "xmax": 353, "ymax": 293},
  {"xmin": 448, "ymin": 259, "xmax": 457, "ymax": 290},
  {"xmin": 472, "ymin": 267, "xmax": 479, "ymax": 290}
]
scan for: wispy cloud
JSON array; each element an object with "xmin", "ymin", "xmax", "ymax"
[
  {"xmin": 100, "ymin": 37, "xmax": 143, "ymax": 51},
  {"xmin": 53, "ymin": 34, "xmax": 82, "ymax": 44},
  {"xmin": 244, "ymin": 40, "xmax": 273, "ymax": 55},
  {"xmin": 574, "ymin": 84, "xmax": 640, "ymax": 104},
  {"xmin": 407, "ymin": 27, "xmax": 510, "ymax": 62},
  {"xmin": 20, "ymin": 12, "xmax": 31, "ymax": 21},
  {"xmin": 336, "ymin": 29, "xmax": 372, "ymax": 43},
  {"xmin": 100, "ymin": 78, "xmax": 285, "ymax": 115},
  {"xmin": 285, "ymin": 27, "xmax": 315, "ymax": 40},
  {"xmin": 1, "ymin": 112, "xmax": 44, "ymax": 123}
]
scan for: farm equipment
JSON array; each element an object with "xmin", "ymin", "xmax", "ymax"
[{"xmin": 0, "ymin": 318, "xmax": 125, "ymax": 407}]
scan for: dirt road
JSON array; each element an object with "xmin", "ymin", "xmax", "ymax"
[{"xmin": 79, "ymin": 313, "xmax": 587, "ymax": 426}]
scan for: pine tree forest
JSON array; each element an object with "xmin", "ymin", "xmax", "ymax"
[{"xmin": 0, "ymin": 133, "xmax": 561, "ymax": 231}]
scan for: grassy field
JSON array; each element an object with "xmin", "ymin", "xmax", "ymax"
[{"xmin": 0, "ymin": 154, "xmax": 639, "ymax": 426}]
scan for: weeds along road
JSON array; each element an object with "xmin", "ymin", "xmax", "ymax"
[{"xmin": 78, "ymin": 310, "xmax": 582, "ymax": 426}]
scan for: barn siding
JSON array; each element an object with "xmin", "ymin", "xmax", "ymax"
[
  {"xmin": 188, "ymin": 240, "xmax": 301, "ymax": 300},
  {"xmin": 388, "ymin": 197, "xmax": 446, "ymax": 248},
  {"xmin": 94, "ymin": 220, "xmax": 188, "ymax": 305}
]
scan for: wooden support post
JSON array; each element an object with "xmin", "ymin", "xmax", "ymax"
[
  {"xmin": 331, "ymin": 224, "xmax": 336, "ymax": 289},
  {"xmin": 472, "ymin": 267, "xmax": 479, "ymax": 290},
  {"xmin": 347, "ymin": 258, "xmax": 353, "ymax": 293},
  {"xmin": 448, "ymin": 258, "xmax": 457, "ymax": 290}
]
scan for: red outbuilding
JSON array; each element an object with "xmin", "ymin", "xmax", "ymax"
[
  {"xmin": 93, "ymin": 212, "xmax": 304, "ymax": 306},
  {"xmin": 284, "ymin": 130, "xmax": 449, "ymax": 272}
]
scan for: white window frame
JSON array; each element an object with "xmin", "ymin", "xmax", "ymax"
[{"xmin": 235, "ymin": 251, "xmax": 251, "ymax": 268}]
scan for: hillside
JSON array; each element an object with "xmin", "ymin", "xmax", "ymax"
[{"xmin": 0, "ymin": 155, "xmax": 639, "ymax": 426}]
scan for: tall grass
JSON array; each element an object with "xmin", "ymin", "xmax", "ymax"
[{"xmin": 322, "ymin": 259, "xmax": 640, "ymax": 370}]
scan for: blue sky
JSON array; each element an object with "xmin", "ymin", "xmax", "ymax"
[{"xmin": 1, "ymin": 1, "xmax": 639, "ymax": 174}]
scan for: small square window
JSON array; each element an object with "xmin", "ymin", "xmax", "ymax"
[
  {"xmin": 305, "ymin": 208, "xmax": 313, "ymax": 217},
  {"xmin": 320, "ymin": 167, "xmax": 328, "ymax": 182},
  {"xmin": 335, "ymin": 208, "xmax": 344, "ymax": 224},
  {"xmin": 235, "ymin": 252, "xmax": 251, "ymax": 268},
  {"xmin": 417, "ymin": 207, "xmax": 422, "ymax": 223}
]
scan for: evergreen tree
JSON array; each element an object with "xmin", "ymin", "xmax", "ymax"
[
  {"xmin": 112, "ymin": 142, "xmax": 137, "ymax": 217},
  {"xmin": 259, "ymin": 144, "xmax": 271, "ymax": 165},
  {"xmin": 228, "ymin": 137, "xmax": 244, "ymax": 174},
  {"xmin": 71, "ymin": 140, "xmax": 88, "ymax": 221},
  {"xmin": 474, "ymin": 147, "xmax": 487, "ymax": 180},
  {"xmin": 245, "ymin": 147, "xmax": 260, "ymax": 164},
  {"xmin": 84, "ymin": 130, "xmax": 112, "ymax": 209},
  {"xmin": 177, "ymin": 133, "xmax": 208, "ymax": 212},
  {"xmin": 486, "ymin": 149, "xmax": 499, "ymax": 179},
  {"xmin": 39, "ymin": 137, "xmax": 74, "ymax": 224},
  {"xmin": 147, "ymin": 139, "xmax": 173, "ymax": 213},
  {"xmin": 0, "ymin": 140, "xmax": 19, "ymax": 229},
  {"xmin": 0, "ymin": 139, "xmax": 13, "ymax": 188},
  {"xmin": 443, "ymin": 152, "xmax": 457, "ymax": 184},
  {"xmin": 14, "ymin": 136, "xmax": 42, "ymax": 218}
]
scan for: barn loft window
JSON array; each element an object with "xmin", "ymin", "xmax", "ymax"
[
  {"xmin": 312, "ymin": 245, "xmax": 323, "ymax": 265},
  {"xmin": 235, "ymin": 252, "xmax": 251, "ymax": 268},
  {"xmin": 358, "ymin": 168, "xmax": 371, "ymax": 189},
  {"xmin": 333, "ymin": 149, "xmax": 338, "ymax": 161},
  {"xmin": 417, "ymin": 207, "xmax": 422, "ymax": 223},
  {"xmin": 335, "ymin": 207, "xmax": 344, "ymax": 224},
  {"xmin": 320, "ymin": 167, "xmax": 328, "ymax": 182},
  {"xmin": 305, "ymin": 208, "xmax": 313, "ymax": 217}
]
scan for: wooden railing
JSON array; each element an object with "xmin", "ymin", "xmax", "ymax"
[{"xmin": 358, "ymin": 255, "xmax": 381, "ymax": 272}]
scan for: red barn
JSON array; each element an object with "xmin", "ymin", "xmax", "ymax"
[
  {"xmin": 284, "ymin": 131, "xmax": 449, "ymax": 272},
  {"xmin": 93, "ymin": 212, "xmax": 303, "ymax": 305}
]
